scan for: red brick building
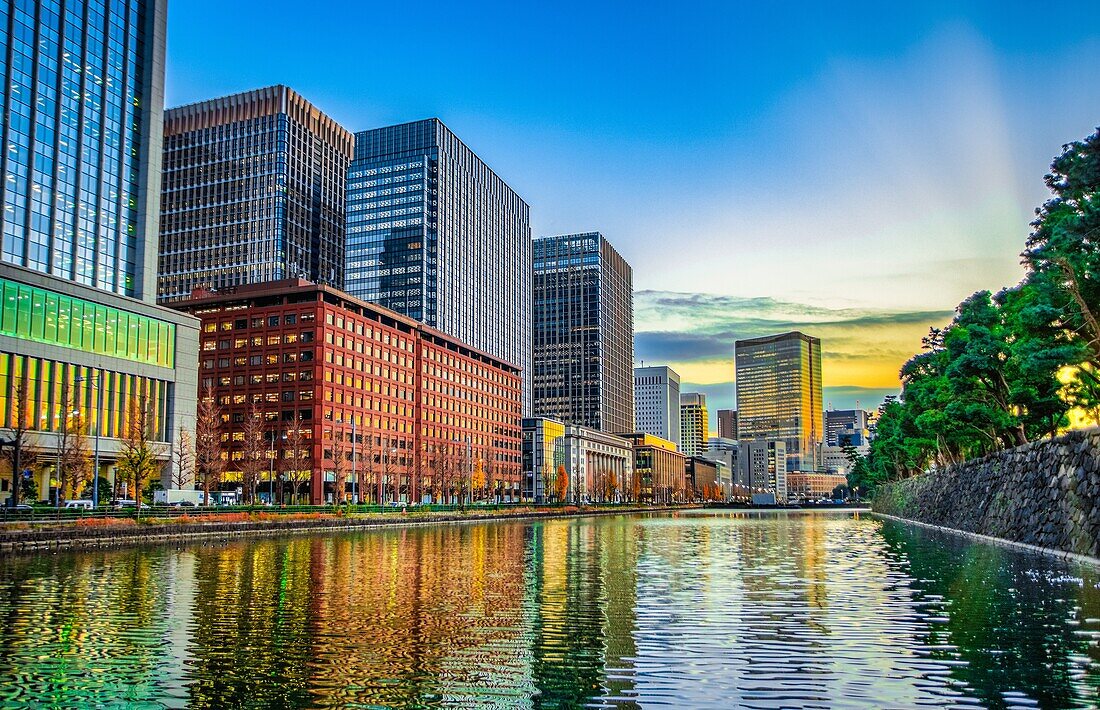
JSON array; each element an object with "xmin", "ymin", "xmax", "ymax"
[{"xmin": 174, "ymin": 280, "xmax": 523, "ymax": 504}]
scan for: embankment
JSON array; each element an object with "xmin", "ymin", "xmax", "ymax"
[
  {"xmin": 0, "ymin": 505, "xmax": 698, "ymax": 554},
  {"xmin": 873, "ymin": 428, "xmax": 1100, "ymax": 561}
]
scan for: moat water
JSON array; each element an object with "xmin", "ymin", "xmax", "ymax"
[{"xmin": 0, "ymin": 510, "xmax": 1097, "ymax": 708}]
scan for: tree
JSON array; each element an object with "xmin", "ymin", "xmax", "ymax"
[
  {"xmin": 471, "ymin": 453, "xmax": 486, "ymax": 502},
  {"xmin": 540, "ymin": 463, "xmax": 554, "ymax": 504},
  {"xmin": 281, "ymin": 422, "xmax": 311, "ymax": 504},
  {"xmin": 554, "ymin": 464, "xmax": 569, "ymax": 503},
  {"xmin": 1024, "ymin": 127, "xmax": 1100, "ymax": 382},
  {"xmin": 116, "ymin": 395, "xmax": 163, "ymax": 514},
  {"xmin": 172, "ymin": 426, "xmax": 195, "ymax": 491},
  {"xmin": 239, "ymin": 404, "xmax": 266, "ymax": 505},
  {"xmin": 195, "ymin": 384, "xmax": 224, "ymax": 506},
  {"xmin": 2, "ymin": 378, "xmax": 37, "ymax": 506},
  {"xmin": 55, "ymin": 381, "xmax": 91, "ymax": 501},
  {"xmin": 330, "ymin": 426, "xmax": 348, "ymax": 505}
]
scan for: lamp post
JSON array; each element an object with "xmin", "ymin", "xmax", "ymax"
[{"xmin": 76, "ymin": 371, "xmax": 103, "ymax": 509}]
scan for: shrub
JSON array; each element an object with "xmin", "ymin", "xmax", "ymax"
[{"xmin": 75, "ymin": 517, "xmax": 136, "ymax": 529}]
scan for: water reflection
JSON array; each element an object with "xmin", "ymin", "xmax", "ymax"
[{"xmin": 0, "ymin": 512, "xmax": 1095, "ymax": 708}]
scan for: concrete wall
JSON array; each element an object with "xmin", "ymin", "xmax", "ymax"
[{"xmin": 873, "ymin": 428, "xmax": 1100, "ymax": 559}]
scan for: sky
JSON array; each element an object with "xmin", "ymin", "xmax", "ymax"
[{"xmin": 166, "ymin": 0, "xmax": 1100, "ymax": 423}]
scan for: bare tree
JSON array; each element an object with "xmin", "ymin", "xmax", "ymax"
[
  {"xmin": 281, "ymin": 423, "xmax": 310, "ymax": 504},
  {"xmin": 116, "ymin": 394, "xmax": 164, "ymax": 512},
  {"xmin": 2, "ymin": 378, "xmax": 39, "ymax": 506},
  {"xmin": 172, "ymin": 426, "xmax": 195, "ymax": 491},
  {"xmin": 195, "ymin": 384, "xmax": 224, "ymax": 506},
  {"xmin": 55, "ymin": 381, "xmax": 91, "ymax": 501},
  {"xmin": 330, "ymin": 425, "xmax": 349, "ymax": 505},
  {"xmin": 239, "ymin": 404, "xmax": 266, "ymax": 505}
]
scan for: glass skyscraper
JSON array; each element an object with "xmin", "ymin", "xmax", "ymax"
[
  {"xmin": 345, "ymin": 118, "xmax": 531, "ymax": 409},
  {"xmin": 532, "ymin": 232, "xmax": 634, "ymax": 434},
  {"xmin": 735, "ymin": 331, "xmax": 823, "ymax": 472},
  {"xmin": 0, "ymin": 0, "xmax": 198, "ymax": 504},
  {"xmin": 158, "ymin": 85, "xmax": 353, "ymax": 301}
]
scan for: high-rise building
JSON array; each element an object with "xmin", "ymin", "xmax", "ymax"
[
  {"xmin": 633, "ymin": 365, "xmax": 681, "ymax": 447},
  {"xmin": 716, "ymin": 408, "xmax": 738, "ymax": 440},
  {"xmin": 532, "ymin": 233, "xmax": 633, "ymax": 433},
  {"xmin": 345, "ymin": 119, "xmax": 532, "ymax": 409},
  {"xmin": 679, "ymin": 392, "xmax": 708, "ymax": 457},
  {"xmin": 825, "ymin": 408, "xmax": 870, "ymax": 447},
  {"xmin": 0, "ymin": 0, "xmax": 199, "ymax": 505},
  {"xmin": 735, "ymin": 331, "xmax": 823, "ymax": 472},
  {"xmin": 158, "ymin": 86, "xmax": 354, "ymax": 301},
  {"xmin": 174, "ymin": 279, "xmax": 524, "ymax": 504}
]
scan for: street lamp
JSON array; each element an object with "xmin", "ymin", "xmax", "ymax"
[{"xmin": 75, "ymin": 371, "xmax": 104, "ymax": 509}]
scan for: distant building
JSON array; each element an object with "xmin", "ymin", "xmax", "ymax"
[
  {"xmin": 634, "ymin": 366, "xmax": 681, "ymax": 447},
  {"xmin": 686, "ymin": 457, "xmax": 720, "ymax": 500},
  {"xmin": 344, "ymin": 119, "xmax": 532, "ymax": 410},
  {"xmin": 822, "ymin": 445, "xmax": 854, "ymax": 475},
  {"xmin": 532, "ymin": 233, "xmax": 634, "ymax": 433},
  {"xmin": 702, "ymin": 437, "xmax": 747, "ymax": 500},
  {"xmin": 739, "ymin": 439, "xmax": 787, "ymax": 504},
  {"xmin": 173, "ymin": 279, "xmax": 524, "ymax": 505},
  {"xmin": 735, "ymin": 331, "xmax": 824, "ymax": 472},
  {"xmin": 787, "ymin": 472, "xmax": 849, "ymax": 502},
  {"xmin": 680, "ymin": 392, "xmax": 708, "ymax": 456},
  {"xmin": 825, "ymin": 408, "xmax": 871, "ymax": 447},
  {"xmin": 717, "ymin": 408, "xmax": 738, "ymax": 440},
  {"xmin": 521, "ymin": 418, "xmax": 634, "ymax": 503},
  {"xmin": 618, "ymin": 433, "xmax": 687, "ymax": 503},
  {"xmin": 159, "ymin": 86, "xmax": 354, "ymax": 301}
]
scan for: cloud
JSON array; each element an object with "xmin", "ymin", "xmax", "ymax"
[{"xmin": 635, "ymin": 289, "xmax": 952, "ymax": 389}]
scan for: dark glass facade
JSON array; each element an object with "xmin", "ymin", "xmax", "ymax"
[
  {"xmin": 0, "ymin": 0, "xmax": 160, "ymax": 298},
  {"xmin": 532, "ymin": 233, "xmax": 633, "ymax": 434},
  {"xmin": 345, "ymin": 119, "xmax": 532, "ymax": 410},
  {"xmin": 158, "ymin": 86, "xmax": 353, "ymax": 301},
  {"xmin": 0, "ymin": 1, "xmax": 199, "ymax": 505}
]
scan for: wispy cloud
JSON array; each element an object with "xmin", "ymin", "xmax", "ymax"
[{"xmin": 635, "ymin": 289, "xmax": 952, "ymax": 389}]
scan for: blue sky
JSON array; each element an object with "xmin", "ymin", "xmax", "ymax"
[{"xmin": 167, "ymin": 0, "xmax": 1100, "ymax": 424}]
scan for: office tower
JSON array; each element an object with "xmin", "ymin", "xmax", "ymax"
[
  {"xmin": 634, "ymin": 365, "xmax": 681, "ymax": 447},
  {"xmin": 345, "ymin": 119, "xmax": 532, "ymax": 409},
  {"xmin": 532, "ymin": 232, "xmax": 633, "ymax": 433},
  {"xmin": 717, "ymin": 408, "xmax": 738, "ymax": 440},
  {"xmin": 825, "ymin": 408, "xmax": 870, "ymax": 447},
  {"xmin": 739, "ymin": 439, "xmax": 788, "ymax": 503},
  {"xmin": 175, "ymin": 279, "xmax": 524, "ymax": 504},
  {"xmin": 735, "ymin": 331, "xmax": 823, "ymax": 472},
  {"xmin": 0, "ymin": 0, "xmax": 198, "ymax": 505},
  {"xmin": 158, "ymin": 86, "xmax": 353, "ymax": 301},
  {"xmin": 618, "ymin": 433, "xmax": 687, "ymax": 504},
  {"xmin": 679, "ymin": 392, "xmax": 708, "ymax": 457}
]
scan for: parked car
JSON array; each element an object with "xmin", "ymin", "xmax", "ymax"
[
  {"xmin": 2, "ymin": 504, "xmax": 32, "ymax": 513},
  {"xmin": 64, "ymin": 500, "xmax": 94, "ymax": 510}
]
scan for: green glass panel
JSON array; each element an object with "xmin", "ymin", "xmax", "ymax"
[
  {"xmin": 56, "ymin": 295, "xmax": 69, "ymax": 346},
  {"xmin": 0, "ymin": 277, "xmax": 176, "ymax": 368},
  {"xmin": 16, "ymin": 286, "xmax": 31, "ymax": 335},
  {"xmin": 44, "ymin": 293, "xmax": 58, "ymax": 341},
  {"xmin": 1, "ymin": 282, "xmax": 14, "ymax": 335}
]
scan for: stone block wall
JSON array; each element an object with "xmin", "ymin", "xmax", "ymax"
[{"xmin": 872, "ymin": 427, "xmax": 1100, "ymax": 559}]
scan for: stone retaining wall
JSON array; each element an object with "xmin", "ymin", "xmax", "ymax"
[{"xmin": 872, "ymin": 428, "xmax": 1100, "ymax": 559}]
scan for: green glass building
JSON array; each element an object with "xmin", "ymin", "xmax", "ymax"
[{"xmin": 0, "ymin": 1, "xmax": 198, "ymax": 504}]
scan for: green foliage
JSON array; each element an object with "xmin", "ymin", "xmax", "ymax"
[{"xmin": 862, "ymin": 125, "xmax": 1100, "ymax": 491}]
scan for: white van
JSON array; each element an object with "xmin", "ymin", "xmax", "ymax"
[{"xmin": 64, "ymin": 500, "xmax": 93, "ymax": 510}]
